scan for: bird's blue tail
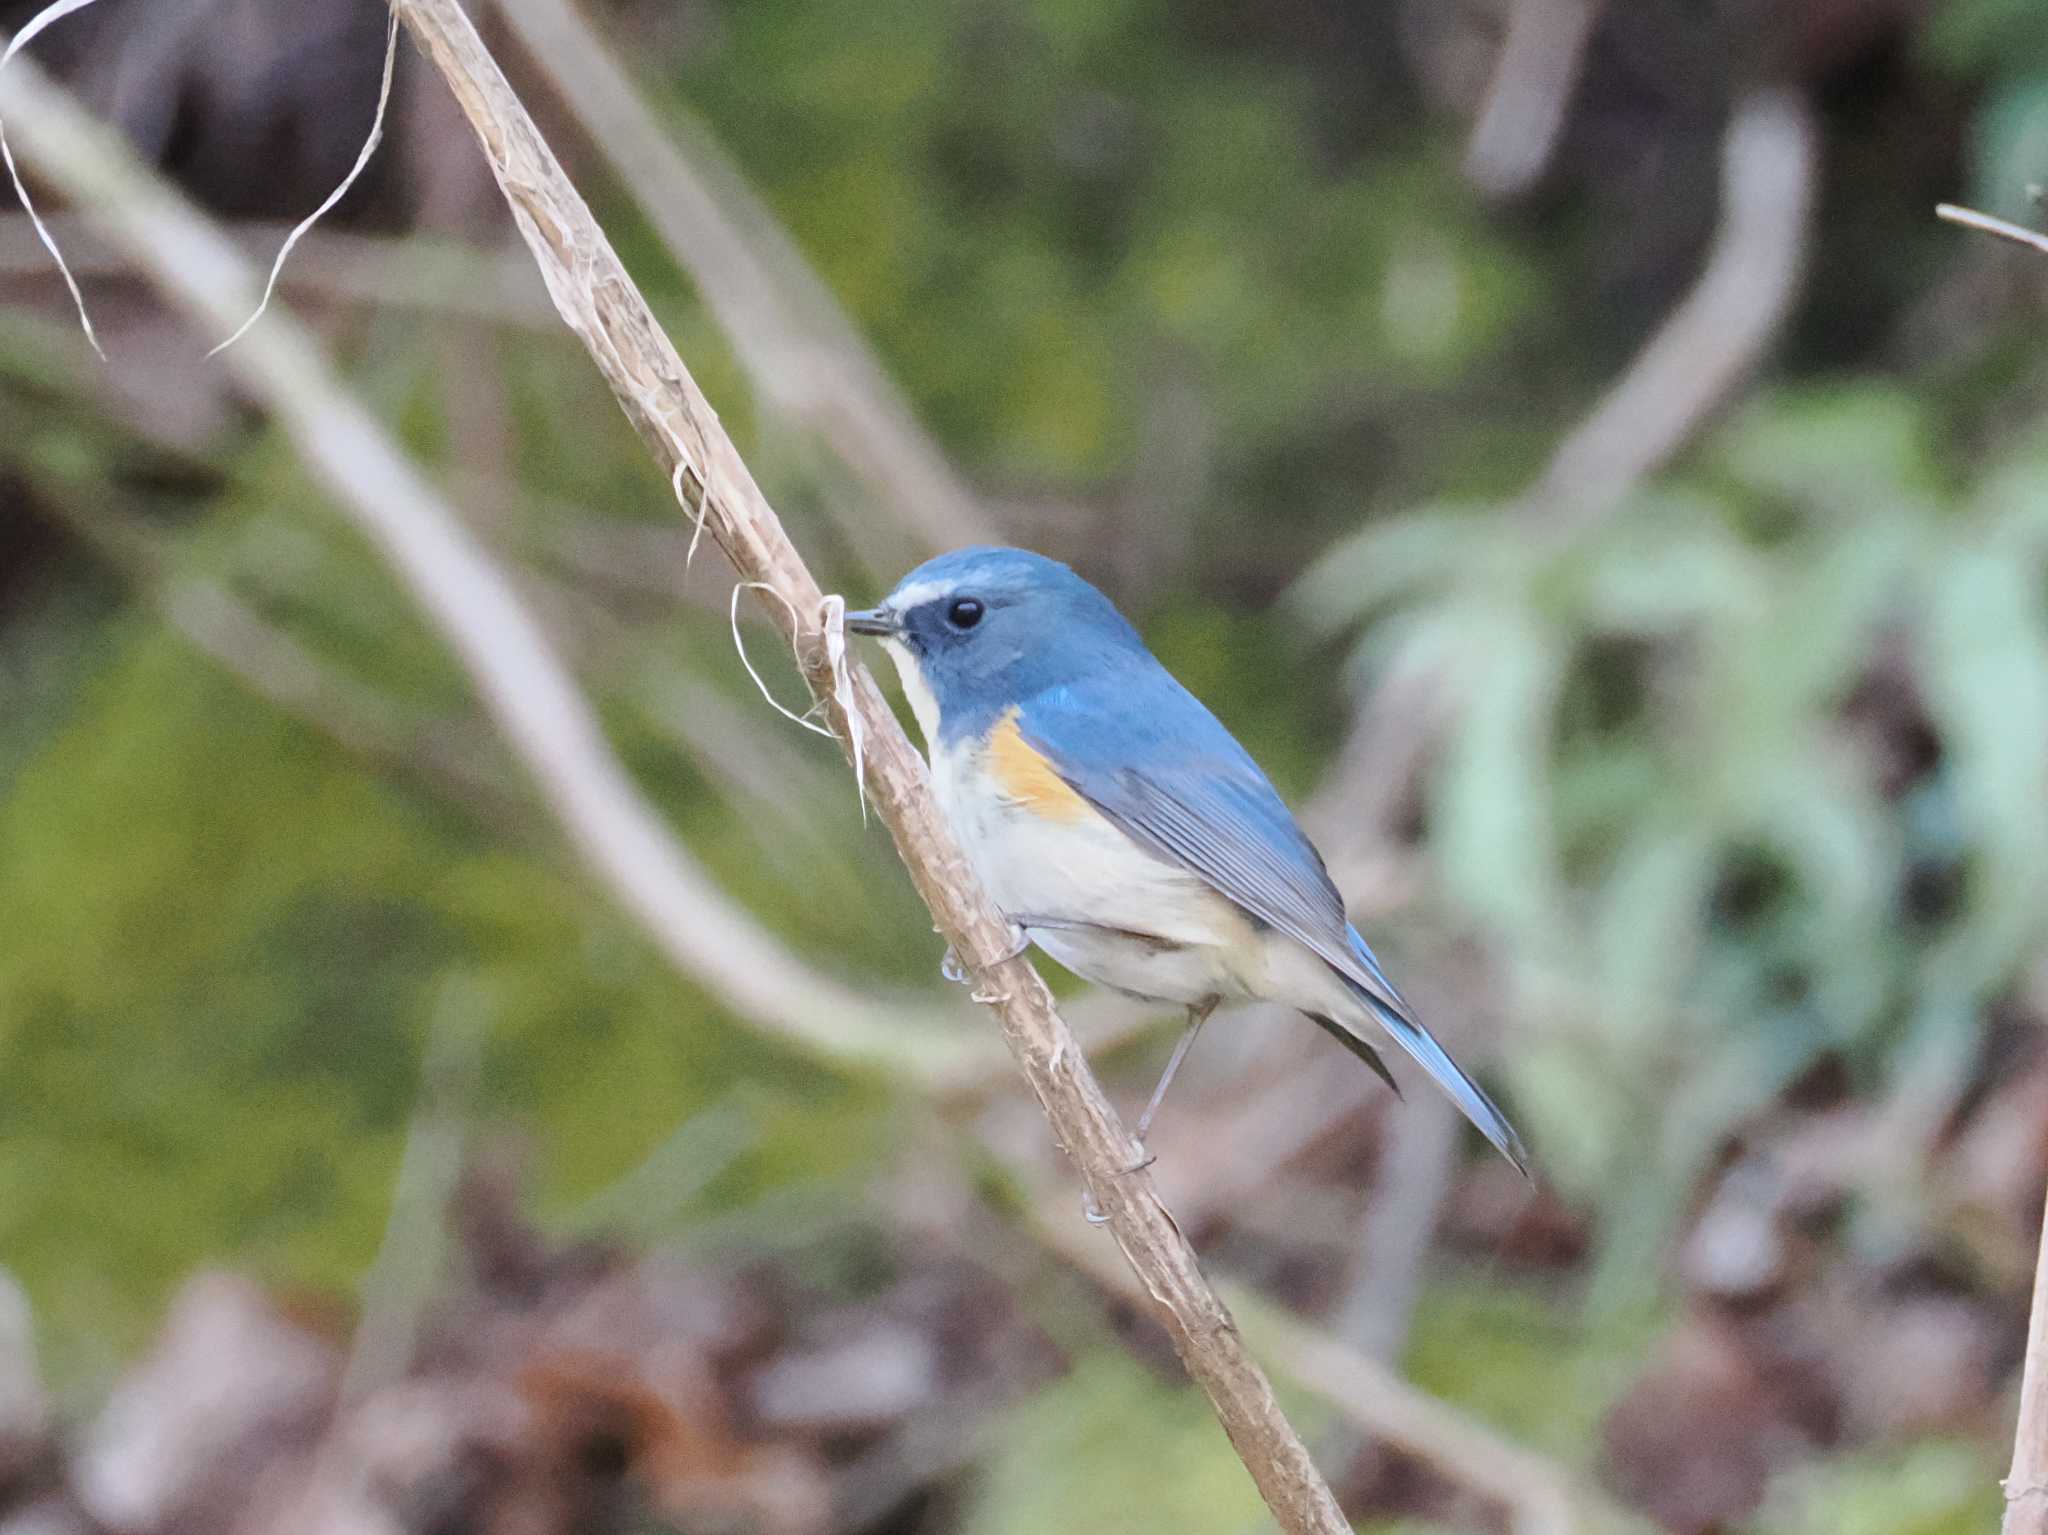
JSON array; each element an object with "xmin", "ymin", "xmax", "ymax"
[{"xmin": 1341, "ymin": 927, "xmax": 1529, "ymax": 1174}]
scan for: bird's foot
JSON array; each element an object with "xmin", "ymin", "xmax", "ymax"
[
  {"xmin": 939, "ymin": 924, "xmax": 1029, "ymax": 987},
  {"xmin": 1080, "ymin": 1143, "xmax": 1156, "ymax": 1224}
]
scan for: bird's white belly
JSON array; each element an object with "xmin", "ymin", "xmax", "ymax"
[{"xmin": 932, "ymin": 740, "xmax": 1269, "ymax": 1005}]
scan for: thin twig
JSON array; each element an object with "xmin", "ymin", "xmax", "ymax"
[
  {"xmin": 340, "ymin": 976, "xmax": 488, "ymax": 1406},
  {"xmin": 208, "ymin": 10, "xmax": 400, "ymax": 356},
  {"xmin": 1530, "ymin": 86, "xmax": 1817, "ymax": 529},
  {"xmin": 374, "ymin": 4, "xmax": 1348, "ymax": 1527},
  {"xmin": 1463, "ymin": 0, "xmax": 1605, "ymax": 200},
  {"xmin": 1937, "ymin": 203, "xmax": 2048, "ymax": 258}
]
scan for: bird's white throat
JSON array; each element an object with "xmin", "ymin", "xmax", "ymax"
[{"xmin": 877, "ymin": 637, "xmax": 943, "ymax": 751}]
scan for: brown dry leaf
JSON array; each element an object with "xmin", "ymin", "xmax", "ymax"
[{"xmin": 519, "ymin": 1346, "xmax": 830, "ymax": 1535}]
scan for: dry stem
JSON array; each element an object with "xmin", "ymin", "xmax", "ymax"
[
  {"xmin": 382, "ymin": 3, "xmax": 1348, "ymax": 1527},
  {"xmin": 1463, "ymin": 0, "xmax": 1604, "ymax": 200},
  {"xmin": 1529, "ymin": 86, "xmax": 1816, "ymax": 530},
  {"xmin": 1021, "ymin": 1170, "xmax": 1643, "ymax": 1535}
]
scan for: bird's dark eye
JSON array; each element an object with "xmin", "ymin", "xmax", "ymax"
[{"xmin": 947, "ymin": 597, "xmax": 985, "ymax": 631}]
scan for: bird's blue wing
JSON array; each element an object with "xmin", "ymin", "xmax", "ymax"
[
  {"xmin": 1021, "ymin": 663, "xmax": 1527, "ymax": 1171},
  {"xmin": 1017, "ymin": 664, "xmax": 1404, "ymax": 1013}
]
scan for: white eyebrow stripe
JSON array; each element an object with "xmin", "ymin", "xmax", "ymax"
[{"xmin": 886, "ymin": 578, "xmax": 951, "ymax": 611}]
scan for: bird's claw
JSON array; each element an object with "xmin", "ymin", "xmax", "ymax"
[
  {"xmin": 1079, "ymin": 1143, "xmax": 1155, "ymax": 1224},
  {"xmin": 939, "ymin": 924, "xmax": 1029, "ymax": 987}
]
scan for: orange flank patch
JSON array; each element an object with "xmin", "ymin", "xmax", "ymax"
[{"xmin": 986, "ymin": 710, "xmax": 1092, "ymax": 823}]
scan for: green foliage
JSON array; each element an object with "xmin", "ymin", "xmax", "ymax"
[
  {"xmin": 0, "ymin": 620, "xmax": 877, "ymax": 1377},
  {"xmin": 681, "ymin": 0, "xmax": 1545, "ymax": 526},
  {"xmin": 965, "ymin": 1353, "xmax": 1272, "ymax": 1535},
  {"xmin": 1405, "ymin": 1279, "xmax": 1662, "ymax": 1461},
  {"xmin": 1748, "ymin": 1439, "xmax": 2003, "ymax": 1535},
  {"xmin": 1300, "ymin": 388, "xmax": 2048, "ymax": 1284}
]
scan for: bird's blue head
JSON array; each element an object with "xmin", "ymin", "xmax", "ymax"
[{"xmin": 848, "ymin": 547, "xmax": 1142, "ymax": 746}]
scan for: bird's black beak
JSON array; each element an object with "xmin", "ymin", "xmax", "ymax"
[{"xmin": 845, "ymin": 608, "xmax": 900, "ymax": 637}]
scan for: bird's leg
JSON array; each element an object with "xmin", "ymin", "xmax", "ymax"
[
  {"xmin": 1125, "ymin": 998, "xmax": 1217, "ymax": 1170},
  {"xmin": 1081, "ymin": 1001, "xmax": 1217, "ymax": 1221}
]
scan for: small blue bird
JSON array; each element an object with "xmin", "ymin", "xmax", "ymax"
[{"xmin": 848, "ymin": 547, "xmax": 1527, "ymax": 1172}]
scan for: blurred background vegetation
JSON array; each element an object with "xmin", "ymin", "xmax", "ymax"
[{"xmin": 2, "ymin": 0, "xmax": 2048, "ymax": 1530}]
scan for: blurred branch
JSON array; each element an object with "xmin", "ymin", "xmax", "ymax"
[
  {"xmin": 1244, "ymin": 1291, "xmax": 1635, "ymax": 1535},
  {"xmin": 1296, "ymin": 666, "xmax": 1475, "ymax": 1366},
  {"xmin": 1530, "ymin": 86, "xmax": 1817, "ymax": 528},
  {"xmin": 0, "ymin": 33, "xmax": 990, "ymax": 1088},
  {"xmin": 1284, "ymin": 87, "xmax": 1818, "ymax": 1394},
  {"xmin": 2008, "ymin": 1183, "xmax": 2048, "ymax": 1533},
  {"xmin": 1292, "ymin": 85, "xmax": 1822, "ymax": 1162},
  {"xmin": 1021, "ymin": 1171, "xmax": 1642, "ymax": 1535},
  {"xmin": 1463, "ymin": 0, "xmax": 1604, "ymax": 200},
  {"xmin": 1329, "ymin": 1095, "xmax": 1459, "ymax": 1362},
  {"xmin": 0, "ymin": 213, "xmax": 559, "ymax": 327},
  {"xmin": 494, "ymin": 0, "xmax": 995, "ymax": 565},
  {"xmin": 340, "ymin": 976, "xmax": 488, "ymax": 1406},
  {"xmin": 1938, "ymin": 202, "xmax": 2048, "ymax": 258},
  {"xmin": 374, "ymin": 3, "xmax": 1347, "ymax": 1527},
  {"xmin": 34, "ymin": 483, "xmax": 525, "ymax": 821}
]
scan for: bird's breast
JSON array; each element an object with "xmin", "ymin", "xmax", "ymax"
[{"xmin": 932, "ymin": 711, "xmax": 1248, "ymax": 959}]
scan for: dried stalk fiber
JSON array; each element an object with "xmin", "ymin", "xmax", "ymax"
[{"xmin": 380, "ymin": 1, "xmax": 1349, "ymax": 1529}]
